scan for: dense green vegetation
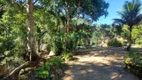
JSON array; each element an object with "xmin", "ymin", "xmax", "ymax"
[
  {"xmin": 124, "ymin": 52, "xmax": 142, "ymax": 77},
  {"xmin": 34, "ymin": 57, "xmax": 64, "ymax": 79},
  {"xmin": 0, "ymin": 0, "xmax": 109, "ymax": 79},
  {"xmin": 0, "ymin": 0, "xmax": 142, "ymax": 79},
  {"xmin": 113, "ymin": 0, "xmax": 142, "ymax": 50},
  {"xmin": 107, "ymin": 39, "xmax": 123, "ymax": 47}
]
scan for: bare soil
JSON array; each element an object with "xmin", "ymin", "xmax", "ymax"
[{"xmin": 62, "ymin": 47, "xmax": 140, "ymax": 80}]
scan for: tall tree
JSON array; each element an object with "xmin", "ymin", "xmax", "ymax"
[
  {"xmin": 45, "ymin": 0, "xmax": 109, "ymax": 52},
  {"xmin": 25, "ymin": 0, "xmax": 38, "ymax": 61},
  {"xmin": 113, "ymin": 0, "xmax": 142, "ymax": 50}
]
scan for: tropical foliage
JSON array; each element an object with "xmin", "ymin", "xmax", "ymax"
[
  {"xmin": 113, "ymin": 0, "xmax": 142, "ymax": 50},
  {"xmin": 0, "ymin": 0, "xmax": 109, "ymax": 79},
  {"xmin": 107, "ymin": 39, "xmax": 123, "ymax": 47},
  {"xmin": 124, "ymin": 52, "xmax": 142, "ymax": 77}
]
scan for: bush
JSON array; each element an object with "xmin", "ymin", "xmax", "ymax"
[
  {"xmin": 35, "ymin": 57, "xmax": 64, "ymax": 79},
  {"xmin": 124, "ymin": 52, "xmax": 142, "ymax": 77},
  {"xmin": 51, "ymin": 38, "xmax": 63, "ymax": 56},
  {"xmin": 107, "ymin": 39, "xmax": 123, "ymax": 47},
  {"xmin": 61, "ymin": 52, "xmax": 73, "ymax": 61}
]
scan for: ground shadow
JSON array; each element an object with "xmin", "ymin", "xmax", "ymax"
[
  {"xmin": 75, "ymin": 47, "xmax": 142, "ymax": 57},
  {"xmin": 62, "ymin": 47, "xmax": 140, "ymax": 80},
  {"xmin": 62, "ymin": 61, "xmax": 138, "ymax": 80}
]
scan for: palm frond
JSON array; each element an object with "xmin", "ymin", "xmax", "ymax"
[
  {"xmin": 117, "ymin": 11, "xmax": 128, "ymax": 19},
  {"xmin": 117, "ymin": 0, "xmax": 142, "ymax": 26},
  {"xmin": 113, "ymin": 18, "xmax": 126, "ymax": 25},
  {"xmin": 134, "ymin": 14, "xmax": 142, "ymax": 24}
]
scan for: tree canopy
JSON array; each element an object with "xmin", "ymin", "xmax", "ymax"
[
  {"xmin": 0, "ymin": 0, "xmax": 109, "ymax": 79},
  {"xmin": 113, "ymin": 0, "xmax": 142, "ymax": 50}
]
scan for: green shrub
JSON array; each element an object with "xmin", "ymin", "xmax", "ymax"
[
  {"xmin": 124, "ymin": 52, "xmax": 142, "ymax": 77},
  {"xmin": 65, "ymin": 33, "xmax": 79, "ymax": 52},
  {"xmin": 47, "ymin": 56, "xmax": 64, "ymax": 68},
  {"xmin": 107, "ymin": 39, "xmax": 123, "ymax": 47},
  {"xmin": 61, "ymin": 52, "xmax": 73, "ymax": 61},
  {"xmin": 35, "ymin": 66, "xmax": 50, "ymax": 79},
  {"xmin": 51, "ymin": 37, "xmax": 63, "ymax": 56},
  {"xmin": 35, "ymin": 57, "xmax": 64, "ymax": 79}
]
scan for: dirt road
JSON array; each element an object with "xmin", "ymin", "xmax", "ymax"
[{"xmin": 62, "ymin": 47, "xmax": 139, "ymax": 80}]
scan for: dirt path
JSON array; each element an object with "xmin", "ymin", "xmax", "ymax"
[{"xmin": 62, "ymin": 47, "xmax": 139, "ymax": 80}]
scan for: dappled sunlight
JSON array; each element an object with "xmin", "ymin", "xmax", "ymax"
[
  {"xmin": 1, "ymin": 0, "xmax": 142, "ymax": 79},
  {"xmin": 67, "ymin": 60, "xmax": 88, "ymax": 66},
  {"xmin": 80, "ymin": 70, "xmax": 87, "ymax": 74},
  {"xmin": 111, "ymin": 72, "xmax": 122, "ymax": 80},
  {"xmin": 79, "ymin": 69, "xmax": 94, "ymax": 74},
  {"xmin": 62, "ymin": 47, "xmax": 138, "ymax": 80},
  {"xmin": 62, "ymin": 70, "xmax": 74, "ymax": 80},
  {"xmin": 87, "ymin": 68, "xmax": 94, "ymax": 73},
  {"xmin": 62, "ymin": 75, "xmax": 74, "ymax": 80}
]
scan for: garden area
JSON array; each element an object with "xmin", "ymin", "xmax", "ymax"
[{"xmin": 0, "ymin": 0, "xmax": 142, "ymax": 80}]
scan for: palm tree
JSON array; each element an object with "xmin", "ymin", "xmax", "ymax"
[{"xmin": 113, "ymin": 0, "xmax": 142, "ymax": 51}]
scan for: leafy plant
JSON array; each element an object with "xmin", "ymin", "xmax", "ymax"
[
  {"xmin": 48, "ymin": 57, "xmax": 64, "ymax": 68},
  {"xmin": 61, "ymin": 52, "xmax": 73, "ymax": 61},
  {"xmin": 35, "ymin": 57, "xmax": 64, "ymax": 79},
  {"xmin": 124, "ymin": 52, "xmax": 142, "ymax": 77},
  {"xmin": 35, "ymin": 66, "xmax": 50, "ymax": 79},
  {"xmin": 107, "ymin": 39, "xmax": 123, "ymax": 47}
]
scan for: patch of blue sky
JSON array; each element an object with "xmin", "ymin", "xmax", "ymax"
[{"xmin": 95, "ymin": 0, "xmax": 142, "ymax": 25}]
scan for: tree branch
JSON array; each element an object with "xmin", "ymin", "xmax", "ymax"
[
  {"xmin": 3, "ymin": 61, "xmax": 37, "ymax": 80},
  {"xmin": 33, "ymin": 0, "xmax": 38, "ymax": 4}
]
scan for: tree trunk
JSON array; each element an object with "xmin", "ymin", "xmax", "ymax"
[
  {"xmin": 65, "ymin": 7, "xmax": 71, "ymax": 53},
  {"xmin": 66, "ymin": 8, "xmax": 70, "ymax": 33},
  {"xmin": 27, "ymin": 0, "xmax": 38, "ymax": 61},
  {"xmin": 127, "ymin": 26, "xmax": 132, "ymax": 51}
]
